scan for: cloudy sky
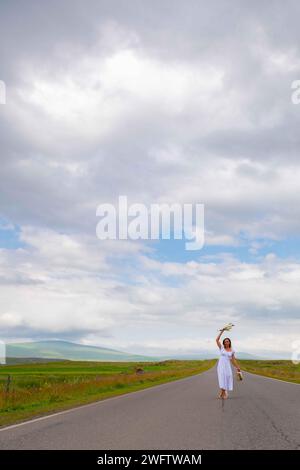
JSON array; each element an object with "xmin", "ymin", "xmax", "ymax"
[{"xmin": 1, "ymin": 0, "xmax": 300, "ymax": 358}]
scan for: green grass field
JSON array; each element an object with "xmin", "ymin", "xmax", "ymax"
[
  {"xmin": 0, "ymin": 359, "xmax": 216, "ymax": 427},
  {"xmin": 240, "ymin": 360, "xmax": 300, "ymax": 384}
]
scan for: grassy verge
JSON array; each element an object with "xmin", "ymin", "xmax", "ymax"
[
  {"xmin": 240, "ymin": 360, "xmax": 300, "ymax": 384},
  {"xmin": 0, "ymin": 359, "xmax": 216, "ymax": 427}
]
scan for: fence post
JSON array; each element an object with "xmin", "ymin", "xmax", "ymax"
[{"xmin": 5, "ymin": 375, "xmax": 11, "ymax": 395}]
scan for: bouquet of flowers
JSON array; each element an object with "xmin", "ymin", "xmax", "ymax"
[
  {"xmin": 237, "ymin": 370, "xmax": 243, "ymax": 381},
  {"xmin": 219, "ymin": 322, "xmax": 234, "ymax": 332}
]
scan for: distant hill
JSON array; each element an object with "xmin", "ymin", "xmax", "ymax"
[
  {"xmin": 234, "ymin": 352, "xmax": 261, "ymax": 360},
  {"xmin": 157, "ymin": 351, "xmax": 260, "ymax": 360},
  {"xmin": 6, "ymin": 340, "xmax": 157, "ymax": 363},
  {"xmin": 5, "ymin": 357, "xmax": 70, "ymax": 365},
  {"xmin": 3, "ymin": 340, "xmax": 269, "ymax": 364}
]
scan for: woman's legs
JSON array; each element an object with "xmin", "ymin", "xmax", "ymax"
[{"xmin": 218, "ymin": 388, "xmax": 229, "ymax": 399}]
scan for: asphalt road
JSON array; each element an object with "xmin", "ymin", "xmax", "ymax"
[{"xmin": 0, "ymin": 367, "xmax": 299, "ymax": 450}]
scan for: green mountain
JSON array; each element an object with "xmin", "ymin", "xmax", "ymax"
[
  {"xmin": 4, "ymin": 340, "xmax": 265, "ymax": 364},
  {"xmin": 6, "ymin": 340, "xmax": 157, "ymax": 362}
]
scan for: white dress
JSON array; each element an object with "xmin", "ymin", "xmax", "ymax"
[{"xmin": 217, "ymin": 345, "xmax": 235, "ymax": 391}]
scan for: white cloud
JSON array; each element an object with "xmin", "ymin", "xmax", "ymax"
[
  {"xmin": 1, "ymin": 2, "xmax": 300, "ymax": 355},
  {"xmin": 0, "ymin": 226, "xmax": 299, "ymax": 355}
]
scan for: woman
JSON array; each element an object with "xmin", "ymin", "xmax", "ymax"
[{"xmin": 216, "ymin": 329, "xmax": 241, "ymax": 399}]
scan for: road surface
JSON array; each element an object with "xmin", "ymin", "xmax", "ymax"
[{"xmin": 0, "ymin": 367, "xmax": 299, "ymax": 449}]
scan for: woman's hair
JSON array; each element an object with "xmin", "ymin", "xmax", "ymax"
[{"xmin": 223, "ymin": 337, "xmax": 231, "ymax": 348}]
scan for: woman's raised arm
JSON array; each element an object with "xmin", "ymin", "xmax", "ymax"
[{"xmin": 216, "ymin": 329, "xmax": 224, "ymax": 349}]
